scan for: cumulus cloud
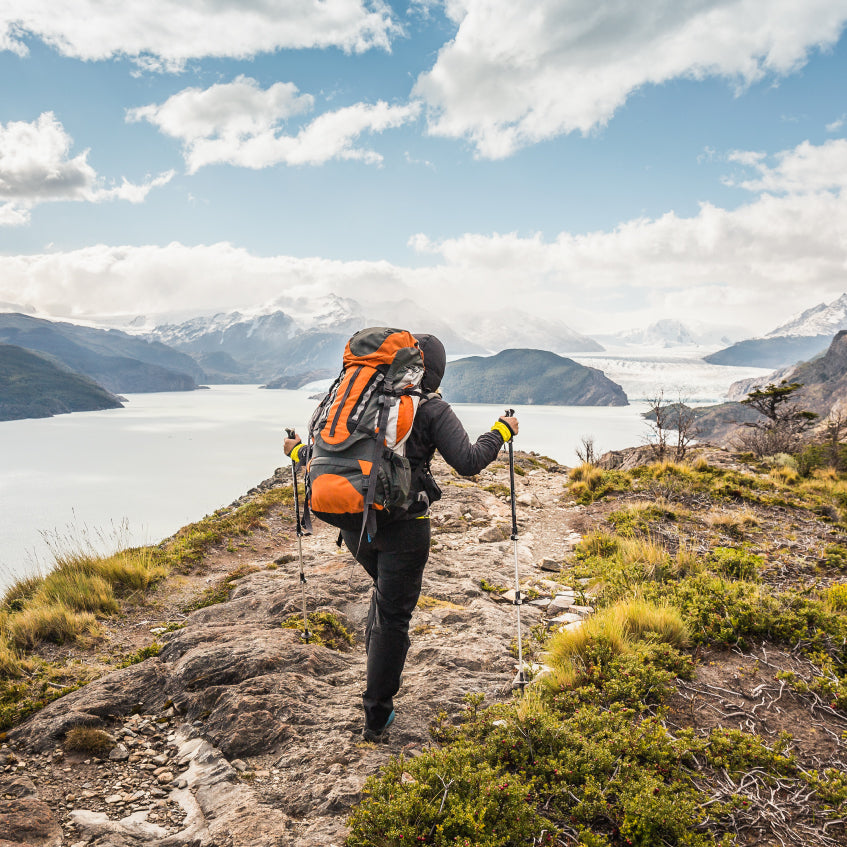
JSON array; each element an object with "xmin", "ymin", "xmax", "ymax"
[
  {"xmin": 0, "ymin": 1, "xmax": 396, "ymax": 70},
  {"xmin": 2, "ymin": 139, "xmax": 845, "ymax": 336},
  {"xmin": 725, "ymin": 138, "xmax": 847, "ymax": 193},
  {"xmin": 128, "ymin": 78, "xmax": 420, "ymax": 171},
  {"xmin": 0, "ymin": 112, "xmax": 174, "ymax": 225},
  {"xmin": 414, "ymin": 0, "xmax": 847, "ymax": 158}
]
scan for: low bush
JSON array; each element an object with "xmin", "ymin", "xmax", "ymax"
[
  {"xmin": 64, "ymin": 725, "xmax": 115, "ymax": 756},
  {"xmin": 708, "ymin": 546, "xmax": 763, "ymax": 580}
]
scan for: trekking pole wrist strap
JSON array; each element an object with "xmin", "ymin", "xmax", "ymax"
[{"xmin": 491, "ymin": 420, "xmax": 513, "ymax": 442}]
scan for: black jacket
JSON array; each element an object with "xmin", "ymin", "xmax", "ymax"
[{"xmin": 404, "ymin": 394, "xmax": 505, "ymax": 515}]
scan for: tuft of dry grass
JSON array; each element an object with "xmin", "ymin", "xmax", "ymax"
[
  {"xmin": 8, "ymin": 603, "xmax": 97, "ymax": 651},
  {"xmin": 608, "ymin": 599, "xmax": 689, "ymax": 649},
  {"xmin": 650, "ymin": 460, "xmax": 696, "ymax": 479},
  {"xmin": 543, "ymin": 600, "xmax": 688, "ymax": 691},
  {"xmin": 616, "ymin": 535, "xmax": 672, "ymax": 581},
  {"xmin": 64, "ymin": 725, "xmax": 115, "ymax": 756},
  {"xmin": 770, "ymin": 466, "xmax": 800, "ymax": 485},
  {"xmin": 37, "ymin": 570, "xmax": 118, "ymax": 615},
  {"xmin": 689, "ymin": 456, "xmax": 711, "ymax": 472}
]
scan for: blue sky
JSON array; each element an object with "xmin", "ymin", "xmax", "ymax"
[{"xmin": 0, "ymin": 1, "xmax": 846, "ymax": 336}]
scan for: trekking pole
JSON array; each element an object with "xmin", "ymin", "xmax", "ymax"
[
  {"xmin": 286, "ymin": 428, "xmax": 310, "ymax": 643},
  {"xmin": 504, "ymin": 409, "xmax": 527, "ymax": 692}
]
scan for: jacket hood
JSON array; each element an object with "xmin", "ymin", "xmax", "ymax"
[{"xmin": 416, "ymin": 334, "xmax": 446, "ymax": 393}]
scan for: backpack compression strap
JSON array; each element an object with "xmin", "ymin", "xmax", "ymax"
[{"xmin": 357, "ymin": 390, "xmax": 394, "ymax": 552}]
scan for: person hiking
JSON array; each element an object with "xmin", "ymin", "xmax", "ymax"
[{"xmin": 283, "ymin": 333, "xmax": 519, "ymax": 742}]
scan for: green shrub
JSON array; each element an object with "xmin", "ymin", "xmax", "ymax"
[
  {"xmin": 347, "ymin": 747, "xmax": 549, "ymax": 847},
  {"xmin": 708, "ymin": 546, "xmax": 764, "ymax": 580}
]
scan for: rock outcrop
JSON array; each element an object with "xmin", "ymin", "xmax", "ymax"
[{"xmin": 4, "ymin": 454, "xmax": 589, "ymax": 846}]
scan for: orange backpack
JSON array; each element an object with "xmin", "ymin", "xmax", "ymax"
[{"xmin": 304, "ymin": 327, "xmax": 425, "ymax": 542}]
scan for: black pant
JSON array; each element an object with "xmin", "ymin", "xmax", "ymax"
[{"xmin": 341, "ymin": 518, "xmax": 431, "ymax": 731}]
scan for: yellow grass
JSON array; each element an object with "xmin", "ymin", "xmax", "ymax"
[{"xmin": 8, "ymin": 603, "xmax": 97, "ymax": 651}]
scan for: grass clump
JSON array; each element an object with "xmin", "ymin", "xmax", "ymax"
[
  {"xmin": 607, "ymin": 501, "xmax": 682, "ymax": 537},
  {"xmin": 64, "ymin": 725, "xmax": 115, "ymax": 756},
  {"xmin": 282, "ymin": 610, "xmax": 354, "ymax": 651},
  {"xmin": 7, "ymin": 603, "xmax": 97, "ymax": 651},
  {"xmin": 568, "ymin": 466, "xmax": 630, "ymax": 505}
]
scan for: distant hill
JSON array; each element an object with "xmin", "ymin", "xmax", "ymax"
[
  {"xmin": 705, "ymin": 292, "xmax": 847, "ymax": 368},
  {"xmin": 0, "ymin": 313, "xmax": 200, "ymax": 393},
  {"xmin": 0, "ymin": 344, "xmax": 123, "ymax": 421},
  {"xmin": 693, "ymin": 331, "xmax": 847, "ymax": 445},
  {"xmin": 703, "ymin": 335, "xmax": 833, "ymax": 368},
  {"xmin": 441, "ymin": 349, "xmax": 628, "ymax": 406}
]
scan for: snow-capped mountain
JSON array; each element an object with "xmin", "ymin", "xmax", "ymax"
[
  {"xmin": 766, "ymin": 293, "xmax": 847, "ymax": 338},
  {"xmin": 611, "ymin": 319, "xmax": 697, "ymax": 348},
  {"xmin": 456, "ymin": 309, "xmax": 603, "ymax": 355}
]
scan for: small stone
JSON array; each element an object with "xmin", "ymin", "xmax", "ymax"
[
  {"xmin": 157, "ymin": 772, "xmax": 174, "ymax": 785},
  {"xmin": 152, "ymin": 754, "xmax": 168, "ymax": 766},
  {"xmin": 548, "ymin": 613, "xmax": 584, "ymax": 627},
  {"xmin": 230, "ymin": 759, "xmax": 248, "ymax": 773},
  {"xmin": 537, "ymin": 557, "xmax": 561, "ymax": 572},
  {"xmin": 547, "ymin": 593, "xmax": 578, "ymax": 615},
  {"xmin": 105, "ymin": 794, "xmax": 123, "ymax": 804},
  {"xmin": 568, "ymin": 605, "xmax": 594, "ymax": 617},
  {"xmin": 478, "ymin": 524, "xmax": 510, "ymax": 543},
  {"xmin": 109, "ymin": 744, "xmax": 130, "ymax": 762},
  {"xmin": 400, "ymin": 772, "xmax": 417, "ymax": 785}
]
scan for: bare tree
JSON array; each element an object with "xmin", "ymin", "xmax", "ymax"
[
  {"xmin": 823, "ymin": 406, "xmax": 847, "ymax": 470},
  {"xmin": 575, "ymin": 435, "xmax": 597, "ymax": 465},
  {"xmin": 644, "ymin": 391, "xmax": 697, "ymax": 461}
]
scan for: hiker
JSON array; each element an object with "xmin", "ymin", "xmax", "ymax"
[{"xmin": 283, "ymin": 333, "xmax": 518, "ymax": 741}]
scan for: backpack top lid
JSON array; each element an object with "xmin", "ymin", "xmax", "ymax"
[{"xmin": 343, "ymin": 327, "xmax": 422, "ymax": 380}]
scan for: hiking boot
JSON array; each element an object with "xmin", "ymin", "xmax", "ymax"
[{"xmin": 362, "ymin": 709, "xmax": 395, "ymax": 743}]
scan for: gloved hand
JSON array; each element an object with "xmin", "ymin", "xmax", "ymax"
[
  {"xmin": 491, "ymin": 415, "xmax": 519, "ymax": 442},
  {"xmin": 284, "ymin": 431, "xmax": 302, "ymax": 460}
]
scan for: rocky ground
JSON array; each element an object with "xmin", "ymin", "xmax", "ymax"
[{"xmin": 2, "ymin": 447, "xmax": 846, "ymax": 846}]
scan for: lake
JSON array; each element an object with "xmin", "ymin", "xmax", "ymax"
[{"xmin": 0, "ymin": 354, "xmax": 770, "ymax": 586}]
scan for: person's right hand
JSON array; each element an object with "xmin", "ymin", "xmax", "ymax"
[
  {"xmin": 500, "ymin": 416, "xmax": 519, "ymax": 436},
  {"xmin": 284, "ymin": 433, "xmax": 301, "ymax": 456}
]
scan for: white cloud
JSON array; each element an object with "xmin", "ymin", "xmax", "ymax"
[
  {"xmin": 826, "ymin": 114, "xmax": 846, "ymax": 131},
  {"xmin": 129, "ymin": 78, "xmax": 420, "ymax": 171},
  {"xmin": 414, "ymin": 0, "xmax": 847, "ymax": 158},
  {"xmin": 725, "ymin": 138, "xmax": 847, "ymax": 193},
  {"xmin": 3, "ymin": 139, "xmax": 845, "ymax": 336},
  {"xmin": 0, "ymin": 112, "xmax": 174, "ymax": 225},
  {"xmin": 1, "ymin": 1, "xmax": 397, "ymax": 70}
]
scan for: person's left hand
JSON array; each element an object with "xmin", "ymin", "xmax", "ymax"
[{"xmin": 284, "ymin": 433, "xmax": 301, "ymax": 456}]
